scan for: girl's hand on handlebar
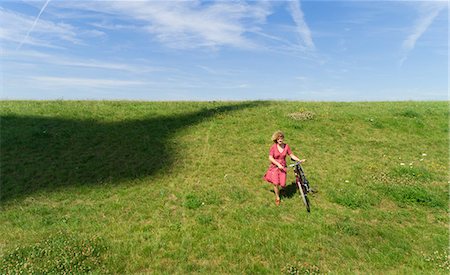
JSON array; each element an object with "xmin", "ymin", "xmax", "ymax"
[{"xmin": 299, "ymin": 159, "xmax": 306, "ymax": 163}]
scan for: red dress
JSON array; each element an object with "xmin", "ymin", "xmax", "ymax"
[{"xmin": 263, "ymin": 143, "xmax": 292, "ymax": 187}]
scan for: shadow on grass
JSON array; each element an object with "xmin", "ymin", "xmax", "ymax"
[
  {"xmin": 281, "ymin": 182, "xmax": 298, "ymax": 199},
  {"xmin": 269, "ymin": 182, "xmax": 298, "ymax": 199},
  {"xmin": 1, "ymin": 101, "xmax": 265, "ymax": 203}
]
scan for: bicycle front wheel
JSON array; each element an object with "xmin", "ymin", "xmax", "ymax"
[{"xmin": 297, "ymin": 180, "xmax": 310, "ymax": 212}]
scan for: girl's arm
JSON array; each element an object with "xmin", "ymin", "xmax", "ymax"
[{"xmin": 269, "ymin": 155, "xmax": 284, "ymax": 169}]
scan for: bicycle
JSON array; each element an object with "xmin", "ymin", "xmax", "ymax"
[{"xmin": 289, "ymin": 161, "xmax": 312, "ymax": 212}]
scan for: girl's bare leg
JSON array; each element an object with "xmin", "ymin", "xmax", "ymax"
[{"xmin": 273, "ymin": 185, "xmax": 280, "ymax": 201}]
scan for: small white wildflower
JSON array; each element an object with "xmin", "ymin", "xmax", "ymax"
[
  {"xmin": 400, "ymin": 163, "xmax": 405, "ymax": 166},
  {"xmin": 409, "ymin": 162, "xmax": 413, "ymax": 166},
  {"xmin": 201, "ymin": 202, "xmax": 205, "ymax": 205},
  {"xmin": 422, "ymin": 153, "xmax": 427, "ymax": 156},
  {"xmin": 420, "ymin": 159, "xmax": 424, "ymax": 161},
  {"xmin": 345, "ymin": 180, "xmax": 349, "ymax": 183}
]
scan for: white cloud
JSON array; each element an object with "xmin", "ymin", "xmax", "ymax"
[
  {"xmin": 31, "ymin": 76, "xmax": 147, "ymax": 88},
  {"xmin": 134, "ymin": 1, "xmax": 270, "ymax": 49},
  {"xmin": 4, "ymin": 1, "xmax": 316, "ymax": 54},
  {"xmin": 295, "ymin": 76, "xmax": 309, "ymax": 81},
  {"xmin": 400, "ymin": 1, "xmax": 446, "ymax": 66},
  {"xmin": 89, "ymin": 21, "xmax": 138, "ymax": 31},
  {"xmin": 0, "ymin": 7, "xmax": 81, "ymax": 49},
  {"xmin": 48, "ymin": 1, "xmax": 272, "ymax": 50},
  {"xmin": 2, "ymin": 49, "xmax": 168, "ymax": 74},
  {"xmin": 287, "ymin": 0, "xmax": 315, "ymax": 51}
]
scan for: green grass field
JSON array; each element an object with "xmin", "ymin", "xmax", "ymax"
[{"xmin": 1, "ymin": 100, "xmax": 448, "ymax": 274}]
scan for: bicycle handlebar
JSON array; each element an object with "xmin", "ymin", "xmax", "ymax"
[{"xmin": 288, "ymin": 161, "xmax": 303, "ymax": 167}]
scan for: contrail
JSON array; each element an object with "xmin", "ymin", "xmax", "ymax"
[
  {"xmin": 17, "ymin": 0, "xmax": 52, "ymax": 50},
  {"xmin": 399, "ymin": 2, "xmax": 446, "ymax": 67},
  {"xmin": 287, "ymin": 0, "xmax": 315, "ymax": 51}
]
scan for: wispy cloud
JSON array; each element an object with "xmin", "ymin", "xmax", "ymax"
[
  {"xmin": 5, "ymin": 1, "xmax": 315, "ymax": 54},
  {"xmin": 48, "ymin": 1, "xmax": 272, "ymax": 50},
  {"xmin": 89, "ymin": 21, "xmax": 138, "ymax": 31},
  {"xmin": 0, "ymin": 7, "xmax": 80, "ymax": 48},
  {"xmin": 2, "ymin": 49, "xmax": 169, "ymax": 74},
  {"xmin": 400, "ymin": 1, "xmax": 446, "ymax": 66},
  {"xmin": 31, "ymin": 76, "xmax": 147, "ymax": 88},
  {"xmin": 287, "ymin": 0, "xmax": 315, "ymax": 51}
]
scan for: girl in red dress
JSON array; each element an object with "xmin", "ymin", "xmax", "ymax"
[{"xmin": 263, "ymin": 131, "xmax": 305, "ymax": 206}]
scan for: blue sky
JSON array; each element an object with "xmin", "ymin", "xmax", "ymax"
[{"xmin": 0, "ymin": 0, "xmax": 448, "ymax": 101}]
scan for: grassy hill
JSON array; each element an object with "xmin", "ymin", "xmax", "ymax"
[{"xmin": 0, "ymin": 100, "xmax": 448, "ymax": 274}]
